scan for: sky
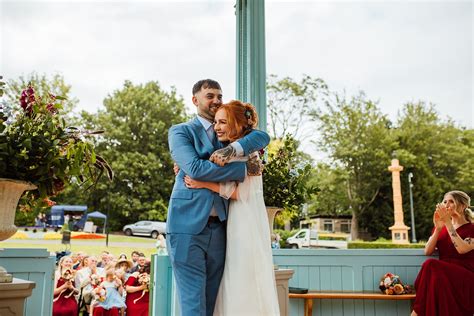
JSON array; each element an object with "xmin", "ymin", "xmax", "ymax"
[{"xmin": 1, "ymin": 0, "xmax": 472, "ymax": 157}]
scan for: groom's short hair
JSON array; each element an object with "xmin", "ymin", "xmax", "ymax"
[{"xmin": 192, "ymin": 79, "xmax": 221, "ymax": 95}]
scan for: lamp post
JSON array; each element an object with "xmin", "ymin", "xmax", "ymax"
[{"xmin": 408, "ymin": 172, "xmax": 417, "ymax": 243}]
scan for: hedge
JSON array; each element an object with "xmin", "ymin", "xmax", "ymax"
[{"xmin": 348, "ymin": 241, "xmax": 425, "ymax": 249}]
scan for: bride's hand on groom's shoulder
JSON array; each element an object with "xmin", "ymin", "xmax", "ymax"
[{"xmin": 210, "ymin": 145, "xmax": 237, "ymax": 166}]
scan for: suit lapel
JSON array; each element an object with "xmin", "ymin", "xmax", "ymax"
[{"xmin": 191, "ymin": 117, "xmax": 215, "ymax": 154}]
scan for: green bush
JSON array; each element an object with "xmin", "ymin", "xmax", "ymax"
[
  {"xmin": 319, "ymin": 235, "xmax": 347, "ymax": 241},
  {"xmin": 274, "ymin": 228, "xmax": 299, "ymax": 248},
  {"xmin": 348, "ymin": 241, "xmax": 425, "ymax": 249}
]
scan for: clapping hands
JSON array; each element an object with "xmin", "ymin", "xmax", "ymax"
[{"xmin": 433, "ymin": 202, "xmax": 451, "ymax": 230}]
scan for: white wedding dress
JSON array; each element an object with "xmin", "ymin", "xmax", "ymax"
[{"xmin": 213, "ymin": 173, "xmax": 280, "ymax": 316}]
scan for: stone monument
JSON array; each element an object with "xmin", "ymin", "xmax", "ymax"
[{"xmin": 388, "ymin": 159, "xmax": 410, "ymax": 244}]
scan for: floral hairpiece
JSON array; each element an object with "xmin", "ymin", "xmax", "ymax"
[{"xmin": 244, "ymin": 109, "xmax": 252, "ymax": 119}]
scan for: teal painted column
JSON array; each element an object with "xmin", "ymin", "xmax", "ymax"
[{"xmin": 236, "ymin": 0, "xmax": 267, "ymax": 131}]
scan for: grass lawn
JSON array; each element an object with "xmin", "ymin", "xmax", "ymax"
[{"xmin": 0, "ymin": 233, "xmax": 159, "ymax": 258}]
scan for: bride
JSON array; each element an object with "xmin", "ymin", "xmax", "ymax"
[{"xmin": 184, "ymin": 100, "xmax": 280, "ymax": 316}]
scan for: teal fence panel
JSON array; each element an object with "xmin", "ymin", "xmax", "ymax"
[
  {"xmin": 273, "ymin": 249, "xmax": 432, "ymax": 316},
  {"xmin": 150, "ymin": 249, "xmax": 432, "ymax": 316},
  {"xmin": 151, "ymin": 254, "xmax": 179, "ymax": 315},
  {"xmin": 0, "ymin": 248, "xmax": 55, "ymax": 316}
]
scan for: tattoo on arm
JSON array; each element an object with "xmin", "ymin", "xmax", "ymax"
[
  {"xmin": 453, "ymin": 241, "xmax": 458, "ymax": 248},
  {"xmin": 448, "ymin": 227, "xmax": 458, "ymax": 238},
  {"xmin": 465, "ymin": 237, "xmax": 472, "ymax": 245},
  {"xmin": 210, "ymin": 145, "xmax": 237, "ymax": 166}
]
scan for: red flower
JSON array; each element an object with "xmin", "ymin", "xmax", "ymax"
[{"xmin": 43, "ymin": 198, "xmax": 56, "ymax": 207}]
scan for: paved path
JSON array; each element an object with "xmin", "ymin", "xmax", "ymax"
[{"xmin": 1, "ymin": 239, "xmax": 156, "ymax": 248}]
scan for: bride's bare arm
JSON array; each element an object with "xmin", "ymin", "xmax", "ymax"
[{"xmin": 184, "ymin": 176, "xmax": 238, "ymax": 200}]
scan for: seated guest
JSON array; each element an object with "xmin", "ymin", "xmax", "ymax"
[
  {"xmin": 53, "ymin": 256, "xmax": 79, "ymax": 316},
  {"xmin": 411, "ymin": 190, "xmax": 474, "ymax": 316}
]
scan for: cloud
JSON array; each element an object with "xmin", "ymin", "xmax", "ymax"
[{"xmin": 1, "ymin": 0, "xmax": 472, "ymax": 139}]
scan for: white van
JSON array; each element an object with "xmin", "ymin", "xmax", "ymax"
[{"xmin": 286, "ymin": 229, "xmax": 319, "ymax": 249}]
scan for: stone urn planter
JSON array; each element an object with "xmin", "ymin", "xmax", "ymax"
[
  {"xmin": 0, "ymin": 178, "xmax": 36, "ymax": 283},
  {"xmin": 266, "ymin": 206, "xmax": 282, "ymax": 235},
  {"xmin": 0, "ymin": 178, "xmax": 36, "ymax": 241}
]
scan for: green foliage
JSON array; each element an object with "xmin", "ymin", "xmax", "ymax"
[
  {"xmin": 310, "ymin": 96, "xmax": 473, "ymax": 241},
  {"xmin": 15, "ymin": 210, "xmax": 36, "ymax": 227},
  {"xmin": 263, "ymin": 135, "xmax": 316, "ymax": 219},
  {"xmin": 273, "ymin": 228, "xmax": 299, "ymax": 248},
  {"xmin": 314, "ymin": 92, "xmax": 397, "ymax": 239},
  {"xmin": 0, "ymin": 75, "xmax": 112, "ymax": 209},
  {"xmin": 318, "ymin": 235, "xmax": 347, "ymax": 241},
  {"xmin": 393, "ymin": 102, "xmax": 474, "ymax": 239},
  {"xmin": 56, "ymin": 81, "xmax": 187, "ymax": 230},
  {"xmin": 348, "ymin": 241, "xmax": 425, "ymax": 249},
  {"xmin": 306, "ymin": 163, "xmax": 351, "ymax": 217}
]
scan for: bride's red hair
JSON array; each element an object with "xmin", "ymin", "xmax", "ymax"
[{"xmin": 217, "ymin": 100, "xmax": 258, "ymax": 142}]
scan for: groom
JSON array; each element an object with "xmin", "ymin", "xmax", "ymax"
[{"xmin": 167, "ymin": 79, "xmax": 269, "ymax": 316}]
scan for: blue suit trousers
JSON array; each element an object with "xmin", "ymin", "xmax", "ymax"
[{"xmin": 167, "ymin": 220, "xmax": 226, "ymax": 316}]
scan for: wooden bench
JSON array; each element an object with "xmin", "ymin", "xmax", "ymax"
[{"xmin": 289, "ymin": 291, "xmax": 416, "ymax": 316}]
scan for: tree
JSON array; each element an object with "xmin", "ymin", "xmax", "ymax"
[
  {"xmin": 315, "ymin": 92, "xmax": 397, "ymax": 240},
  {"xmin": 394, "ymin": 101, "xmax": 474, "ymax": 239},
  {"xmin": 306, "ymin": 163, "xmax": 351, "ymax": 217},
  {"xmin": 266, "ymin": 74, "xmax": 328, "ymax": 143},
  {"xmin": 57, "ymin": 81, "xmax": 188, "ymax": 230}
]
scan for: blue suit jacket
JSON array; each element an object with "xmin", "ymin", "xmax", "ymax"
[{"xmin": 167, "ymin": 117, "xmax": 270, "ymax": 234}]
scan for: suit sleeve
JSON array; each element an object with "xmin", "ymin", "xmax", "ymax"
[
  {"xmin": 169, "ymin": 125, "xmax": 246, "ymax": 182},
  {"xmin": 236, "ymin": 129, "xmax": 270, "ymax": 156}
]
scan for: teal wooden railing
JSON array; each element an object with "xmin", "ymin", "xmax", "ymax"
[
  {"xmin": 0, "ymin": 248, "xmax": 55, "ymax": 316},
  {"xmin": 150, "ymin": 249, "xmax": 432, "ymax": 316},
  {"xmin": 273, "ymin": 249, "xmax": 431, "ymax": 316}
]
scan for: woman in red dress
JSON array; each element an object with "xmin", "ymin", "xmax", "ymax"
[
  {"xmin": 53, "ymin": 256, "xmax": 79, "ymax": 316},
  {"xmin": 125, "ymin": 262, "xmax": 150, "ymax": 316},
  {"xmin": 412, "ymin": 190, "xmax": 474, "ymax": 316}
]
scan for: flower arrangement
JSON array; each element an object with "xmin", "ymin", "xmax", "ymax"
[
  {"xmin": 379, "ymin": 272, "xmax": 414, "ymax": 295},
  {"xmin": 0, "ymin": 76, "xmax": 113, "ymax": 208},
  {"xmin": 89, "ymin": 273, "xmax": 107, "ymax": 303},
  {"xmin": 133, "ymin": 272, "xmax": 150, "ymax": 304},
  {"xmin": 90, "ymin": 273, "xmax": 104, "ymax": 287},
  {"xmin": 92, "ymin": 285, "xmax": 107, "ymax": 302}
]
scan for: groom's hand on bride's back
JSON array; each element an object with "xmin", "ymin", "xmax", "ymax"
[
  {"xmin": 210, "ymin": 145, "xmax": 237, "ymax": 166},
  {"xmin": 246, "ymin": 155, "xmax": 264, "ymax": 176}
]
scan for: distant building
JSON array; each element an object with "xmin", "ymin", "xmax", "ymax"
[{"xmin": 299, "ymin": 215, "xmax": 352, "ymax": 234}]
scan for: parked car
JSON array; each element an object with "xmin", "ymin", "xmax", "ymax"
[{"xmin": 122, "ymin": 221, "xmax": 166, "ymax": 239}]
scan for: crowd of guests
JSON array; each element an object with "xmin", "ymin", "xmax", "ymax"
[{"xmin": 53, "ymin": 250, "xmax": 151, "ymax": 316}]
